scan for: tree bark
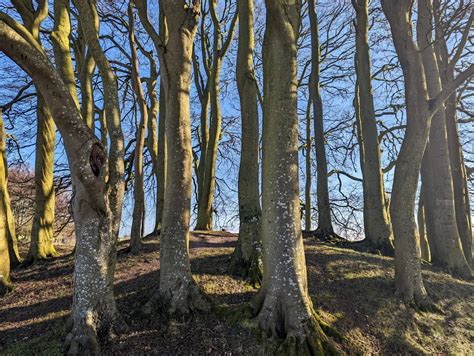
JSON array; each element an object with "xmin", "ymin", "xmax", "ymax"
[
  {"xmin": 129, "ymin": 2, "xmax": 148, "ymax": 253},
  {"xmin": 229, "ymin": 0, "xmax": 262, "ymax": 285},
  {"xmin": 251, "ymin": 1, "xmax": 336, "ymax": 353},
  {"xmin": 137, "ymin": 0, "xmax": 209, "ymax": 315},
  {"xmin": 0, "ymin": 7, "xmax": 126, "ymax": 351},
  {"xmin": 195, "ymin": 2, "xmax": 238, "ymax": 231},
  {"xmin": 381, "ymin": 0, "xmax": 432, "ymax": 307},
  {"xmin": 308, "ymin": 0, "xmax": 335, "ymax": 239},
  {"xmin": 0, "ymin": 110, "xmax": 15, "ymax": 295},
  {"xmin": 417, "ymin": 186, "xmax": 431, "ymax": 262},
  {"xmin": 14, "ymin": 1, "xmax": 59, "ymax": 264},
  {"xmin": 433, "ymin": 2, "xmax": 473, "ymax": 266},
  {"xmin": 305, "ymin": 97, "xmax": 312, "ymax": 231},
  {"xmin": 352, "ymin": 0, "xmax": 394, "ymax": 255}
]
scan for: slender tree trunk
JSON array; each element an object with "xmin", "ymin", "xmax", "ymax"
[
  {"xmin": 229, "ymin": 0, "xmax": 262, "ymax": 284},
  {"xmin": 352, "ymin": 0, "xmax": 394, "ymax": 255},
  {"xmin": 417, "ymin": 186, "xmax": 431, "ymax": 261},
  {"xmin": 129, "ymin": 3, "xmax": 148, "ymax": 253},
  {"xmin": 308, "ymin": 0, "xmax": 335, "ymax": 238},
  {"xmin": 195, "ymin": 3, "xmax": 237, "ymax": 230},
  {"xmin": 305, "ymin": 97, "xmax": 312, "ymax": 231},
  {"xmin": 251, "ymin": 1, "xmax": 336, "ymax": 353},
  {"xmin": 417, "ymin": 0, "xmax": 471, "ymax": 277},
  {"xmin": 381, "ymin": 0, "xmax": 431, "ymax": 307},
  {"xmin": 0, "ymin": 110, "xmax": 15, "ymax": 295}
]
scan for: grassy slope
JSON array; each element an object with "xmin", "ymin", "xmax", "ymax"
[{"xmin": 1, "ymin": 232, "xmax": 472, "ymax": 355}]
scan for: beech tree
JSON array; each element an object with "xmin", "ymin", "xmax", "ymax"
[
  {"xmin": 228, "ymin": 0, "xmax": 262, "ymax": 284},
  {"xmin": 193, "ymin": 0, "xmax": 238, "ymax": 230},
  {"xmin": 251, "ymin": 0, "xmax": 336, "ymax": 352},
  {"xmin": 381, "ymin": 0, "xmax": 473, "ymax": 306},
  {"xmin": 137, "ymin": 0, "xmax": 209, "ymax": 315},
  {"xmin": 352, "ymin": 0, "xmax": 394, "ymax": 255},
  {"xmin": 0, "ymin": 109, "xmax": 17, "ymax": 295}
]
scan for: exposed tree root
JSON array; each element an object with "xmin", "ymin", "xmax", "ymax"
[
  {"xmin": 306, "ymin": 228, "xmax": 346, "ymax": 245},
  {"xmin": 0, "ymin": 280, "xmax": 13, "ymax": 297},
  {"xmin": 21, "ymin": 250, "xmax": 59, "ymax": 268},
  {"xmin": 252, "ymin": 294, "xmax": 341, "ymax": 356},
  {"xmin": 228, "ymin": 246, "xmax": 262, "ymax": 287},
  {"xmin": 142, "ymin": 279, "xmax": 210, "ymax": 321},
  {"xmin": 63, "ymin": 306, "xmax": 128, "ymax": 355},
  {"xmin": 349, "ymin": 239, "xmax": 395, "ymax": 257},
  {"xmin": 143, "ymin": 229, "xmax": 161, "ymax": 240}
]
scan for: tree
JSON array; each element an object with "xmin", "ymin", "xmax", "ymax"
[
  {"xmin": 308, "ymin": 0, "xmax": 337, "ymax": 239},
  {"xmin": 352, "ymin": 0, "xmax": 394, "ymax": 255},
  {"xmin": 10, "ymin": 1, "xmax": 59, "ymax": 264},
  {"xmin": 129, "ymin": 1, "xmax": 148, "ymax": 253},
  {"xmin": 194, "ymin": 0, "xmax": 238, "ymax": 230},
  {"xmin": 136, "ymin": 0, "xmax": 209, "ymax": 315},
  {"xmin": 417, "ymin": 0, "xmax": 471, "ymax": 277},
  {"xmin": 251, "ymin": 1, "xmax": 336, "ymax": 352},
  {"xmin": 228, "ymin": 0, "xmax": 262, "ymax": 284},
  {"xmin": 381, "ymin": 0, "xmax": 473, "ymax": 306},
  {"xmin": 0, "ymin": 109, "xmax": 16, "ymax": 295}
]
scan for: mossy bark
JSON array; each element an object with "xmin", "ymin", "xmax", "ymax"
[
  {"xmin": 0, "ymin": 110, "xmax": 15, "ymax": 295},
  {"xmin": 253, "ymin": 1, "xmax": 337, "ymax": 352},
  {"xmin": 0, "ymin": 4, "xmax": 126, "ymax": 350},
  {"xmin": 14, "ymin": 1, "xmax": 59, "ymax": 264},
  {"xmin": 352, "ymin": 0, "xmax": 394, "ymax": 256},
  {"xmin": 229, "ymin": 0, "xmax": 262, "ymax": 285}
]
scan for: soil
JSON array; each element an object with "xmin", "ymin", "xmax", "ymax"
[{"xmin": 1, "ymin": 231, "xmax": 473, "ymax": 354}]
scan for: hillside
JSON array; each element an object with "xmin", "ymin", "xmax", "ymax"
[{"xmin": 1, "ymin": 232, "xmax": 473, "ymax": 355}]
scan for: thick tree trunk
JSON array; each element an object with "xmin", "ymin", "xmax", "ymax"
[
  {"xmin": 155, "ymin": 81, "xmax": 167, "ymax": 234},
  {"xmin": 433, "ymin": 5, "xmax": 473, "ymax": 265},
  {"xmin": 0, "ymin": 110, "xmax": 14, "ymax": 295},
  {"xmin": 27, "ymin": 97, "xmax": 58, "ymax": 262},
  {"xmin": 229, "ymin": 0, "xmax": 262, "ymax": 285},
  {"xmin": 417, "ymin": 0, "xmax": 471, "ymax": 278},
  {"xmin": 251, "ymin": 1, "xmax": 336, "ymax": 353},
  {"xmin": 129, "ymin": 4, "xmax": 148, "ymax": 253},
  {"xmin": 381, "ymin": 0, "xmax": 431, "ymax": 307},
  {"xmin": 308, "ymin": 0, "xmax": 335, "ymax": 239},
  {"xmin": 0, "ymin": 9, "xmax": 125, "ymax": 351},
  {"xmin": 352, "ymin": 0, "xmax": 394, "ymax": 255},
  {"xmin": 138, "ymin": 0, "xmax": 209, "ymax": 315}
]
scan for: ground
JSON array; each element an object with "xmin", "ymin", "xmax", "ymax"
[{"xmin": 1, "ymin": 231, "xmax": 473, "ymax": 355}]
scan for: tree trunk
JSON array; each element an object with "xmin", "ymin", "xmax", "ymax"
[
  {"xmin": 417, "ymin": 0, "xmax": 471, "ymax": 278},
  {"xmin": 229, "ymin": 0, "xmax": 262, "ymax": 285},
  {"xmin": 305, "ymin": 97, "xmax": 312, "ymax": 231},
  {"xmin": 433, "ymin": 3, "xmax": 473, "ymax": 266},
  {"xmin": 251, "ymin": 1, "xmax": 336, "ymax": 353},
  {"xmin": 0, "ymin": 110, "xmax": 14, "ymax": 295},
  {"xmin": 129, "ymin": 3, "xmax": 148, "ymax": 253},
  {"xmin": 308, "ymin": 0, "xmax": 335, "ymax": 239},
  {"xmin": 0, "ymin": 7, "xmax": 126, "ymax": 351},
  {"xmin": 27, "ymin": 97, "xmax": 58, "ymax": 262},
  {"xmin": 381, "ymin": 0, "xmax": 431, "ymax": 307},
  {"xmin": 417, "ymin": 186, "xmax": 431, "ymax": 261},
  {"xmin": 138, "ymin": 0, "xmax": 209, "ymax": 315},
  {"xmin": 195, "ymin": 3, "xmax": 237, "ymax": 231},
  {"xmin": 352, "ymin": 0, "xmax": 394, "ymax": 255}
]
